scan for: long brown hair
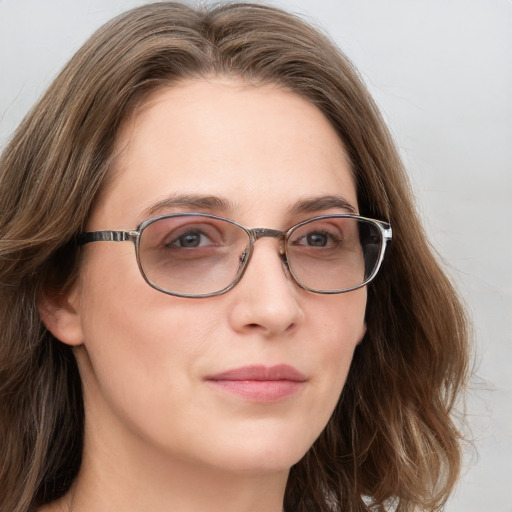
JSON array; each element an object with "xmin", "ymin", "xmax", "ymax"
[{"xmin": 0, "ymin": 3, "xmax": 470, "ymax": 511}]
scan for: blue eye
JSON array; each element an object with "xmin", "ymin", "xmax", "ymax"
[
  {"xmin": 293, "ymin": 230, "xmax": 340, "ymax": 248},
  {"xmin": 170, "ymin": 230, "xmax": 211, "ymax": 248}
]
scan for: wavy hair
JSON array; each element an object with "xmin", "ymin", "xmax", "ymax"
[{"xmin": 0, "ymin": 3, "xmax": 469, "ymax": 511}]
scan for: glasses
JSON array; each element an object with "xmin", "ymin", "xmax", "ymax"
[{"xmin": 78, "ymin": 213, "xmax": 392, "ymax": 298}]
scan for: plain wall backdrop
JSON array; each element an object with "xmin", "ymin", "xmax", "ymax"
[{"xmin": 1, "ymin": 0, "xmax": 511, "ymax": 510}]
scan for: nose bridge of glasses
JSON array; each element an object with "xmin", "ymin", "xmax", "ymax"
[
  {"xmin": 244, "ymin": 228, "xmax": 288, "ymax": 273},
  {"xmin": 249, "ymin": 228, "xmax": 284, "ymax": 243},
  {"xmin": 246, "ymin": 228, "xmax": 287, "ymax": 263}
]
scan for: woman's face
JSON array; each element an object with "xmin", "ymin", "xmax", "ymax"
[{"xmin": 60, "ymin": 78, "xmax": 367, "ymax": 476}]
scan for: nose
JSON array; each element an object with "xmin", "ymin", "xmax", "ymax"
[{"xmin": 227, "ymin": 239, "xmax": 304, "ymax": 337}]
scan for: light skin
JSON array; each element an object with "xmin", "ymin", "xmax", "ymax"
[{"xmin": 40, "ymin": 78, "xmax": 367, "ymax": 512}]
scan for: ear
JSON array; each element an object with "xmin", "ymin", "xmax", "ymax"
[{"xmin": 38, "ymin": 286, "xmax": 84, "ymax": 346}]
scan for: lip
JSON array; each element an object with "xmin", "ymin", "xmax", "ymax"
[{"xmin": 205, "ymin": 365, "xmax": 307, "ymax": 403}]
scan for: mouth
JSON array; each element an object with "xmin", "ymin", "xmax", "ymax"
[{"xmin": 204, "ymin": 365, "xmax": 307, "ymax": 403}]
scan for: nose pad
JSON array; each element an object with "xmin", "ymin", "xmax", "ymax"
[
  {"xmin": 238, "ymin": 245, "xmax": 290, "ymax": 282},
  {"xmin": 279, "ymin": 251, "xmax": 290, "ymax": 271},
  {"xmin": 237, "ymin": 243, "xmax": 288, "ymax": 275},
  {"xmin": 238, "ymin": 250, "xmax": 249, "ymax": 270},
  {"xmin": 228, "ymin": 241, "xmax": 303, "ymax": 336}
]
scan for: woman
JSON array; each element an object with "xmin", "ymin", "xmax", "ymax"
[{"xmin": 0, "ymin": 2, "xmax": 469, "ymax": 511}]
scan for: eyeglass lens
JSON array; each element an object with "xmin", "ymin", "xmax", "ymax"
[{"xmin": 137, "ymin": 215, "xmax": 384, "ymax": 296}]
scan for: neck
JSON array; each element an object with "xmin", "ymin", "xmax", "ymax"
[
  {"xmin": 52, "ymin": 413, "xmax": 289, "ymax": 512},
  {"xmin": 68, "ymin": 455, "xmax": 289, "ymax": 512}
]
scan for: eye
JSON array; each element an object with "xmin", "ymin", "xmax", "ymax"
[
  {"xmin": 293, "ymin": 230, "xmax": 341, "ymax": 249},
  {"xmin": 168, "ymin": 230, "xmax": 214, "ymax": 249},
  {"xmin": 303, "ymin": 232, "xmax": 329, "ymax": 247}
]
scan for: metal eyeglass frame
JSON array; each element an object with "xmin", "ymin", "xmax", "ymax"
[{"xmin": 78, "ymin": 212, "xmax": 392, "ymax": 298}]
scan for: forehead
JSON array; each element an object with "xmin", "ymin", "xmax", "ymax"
[{"xmin": 89, "ymin": 78, "xmax": 357, "ymax": 228}]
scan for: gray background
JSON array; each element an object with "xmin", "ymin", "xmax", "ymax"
[{"xmin": 1, "ymin": 0, "xmax": 511, "ymax": 510}]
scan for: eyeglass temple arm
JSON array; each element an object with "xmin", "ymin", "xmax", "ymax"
[{"xmin": 78, "ymin": 230, "xmax": 138, "ymax": 245}]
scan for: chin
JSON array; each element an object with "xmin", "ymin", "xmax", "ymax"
[{"xmin": 193, "ymin": 426, "xmax": 318, "ymax": 476}]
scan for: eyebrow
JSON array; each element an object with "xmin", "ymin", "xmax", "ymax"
[
  {"xmin": 142, "ymin": 193, "xmax": 357, "ymax": 219},
  {"xmin": 290, "ymin": 195, "xmax": 358, "ymax": 215},
  {"xmin": 143, "ymin": 194, "xmax": 234, "ymax": 217}
]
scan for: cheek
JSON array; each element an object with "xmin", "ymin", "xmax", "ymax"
[
  {"xmin": 74, "ymin": 249, "xmax": 218, "ymax": 421},
  {"xmin": 314, "ymin": 288, "xmax": 367, "ymax": 352},
  {"xmin": 310, "ymin": 290, "xmax": 366, "ymax": 399}
]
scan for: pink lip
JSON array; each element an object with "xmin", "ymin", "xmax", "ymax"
[{"xmin": 205, "ymin": 365, "xmax": 307, "ymax": 403}]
